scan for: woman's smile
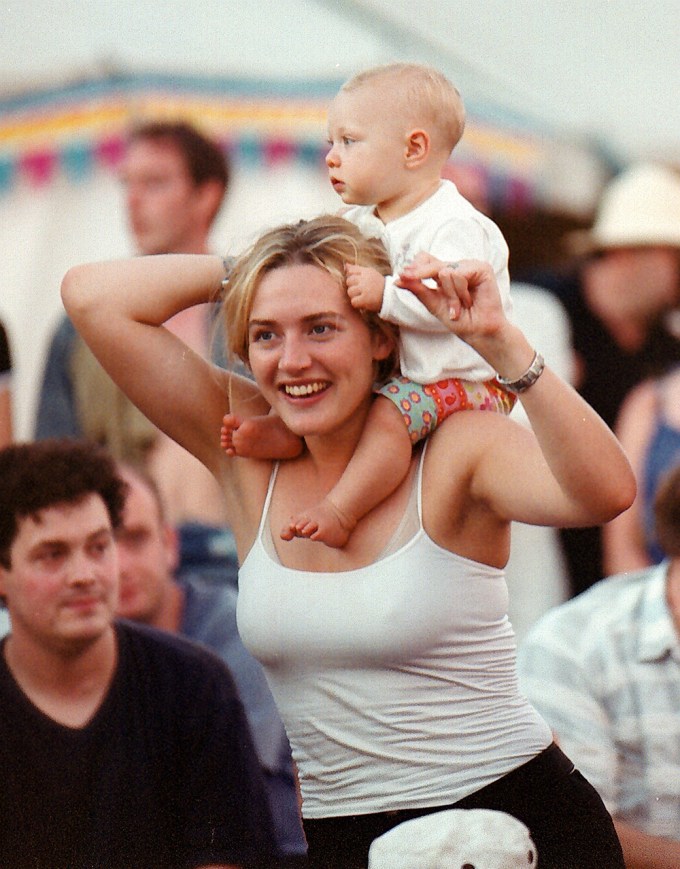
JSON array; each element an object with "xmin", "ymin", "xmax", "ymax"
[{"xmin": 281, "ymin": 381, "xmax": 330, "ymax": 398}]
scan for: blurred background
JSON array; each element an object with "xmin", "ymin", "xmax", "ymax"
[{"xmin": 2, "ymin": 0, "xmax": 680, "ymax": 438}]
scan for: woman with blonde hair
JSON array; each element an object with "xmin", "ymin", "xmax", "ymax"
[{"xmin": 62, "ymin": 214, "xmax": 634, "ymax": 868}]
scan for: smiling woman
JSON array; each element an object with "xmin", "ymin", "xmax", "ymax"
[
  {"xmin": 248, "ymin": 264, "xmax": 392, "ymax": 437},
  {"xmin": 62, "ymin": 214, "xmax": 635, "ymax": 868}
]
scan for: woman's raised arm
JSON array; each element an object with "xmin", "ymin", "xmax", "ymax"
[
  {"xmin": 399, "ymin": 255, "xmax": 636, "ymax": 530},
  {"xmin": 61, "ymin": 254, "xmax": 266, "ymax": 476}
]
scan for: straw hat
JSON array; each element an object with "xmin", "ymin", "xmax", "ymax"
[{"xmin": 568, "ymin": 163, "xmax": 680, "ymax": 255}]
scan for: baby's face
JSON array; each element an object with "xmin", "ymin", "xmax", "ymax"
[{"xmin": 325, "ymin": 85, "xmax": 410, "ymax": 211}]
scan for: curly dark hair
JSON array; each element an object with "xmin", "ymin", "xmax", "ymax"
[{"xmin": 0, "ymin": 439, "xmax": 127, "ymax": 568}]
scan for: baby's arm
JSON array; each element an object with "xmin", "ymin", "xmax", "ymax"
[
  {"xmin": 281, "ymin": 394, "xmax": 412, "ymax": 547},
  {"xmin": 346, "ymin": 262, "xmax": 448, "ymax": 329},
  {"xmin": 380, "ymin": 215, "xmax": 510, "ymax": 330}
]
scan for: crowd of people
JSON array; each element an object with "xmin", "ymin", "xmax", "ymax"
[{"xmin": 2, "ymin": 59, "xmax": 680, "ymax": 867}]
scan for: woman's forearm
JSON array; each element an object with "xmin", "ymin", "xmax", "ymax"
[
  {"xmin": 60, "ymin": 253, "xmax": 240, "ymax": 473},
  {"xmin": 478, "ymin": 318, "xmax": 632, "ymax": 529},
  {"xmin": 513, "ymin": 363, "xmax": 636, "ymax": 524},
  {"xmin": 62, "ymin": 254, "xmax": 225, "ymax": 329},
  {"xmin": 471, "ymin": 316, "xmax": 636, "ymax": 524}
]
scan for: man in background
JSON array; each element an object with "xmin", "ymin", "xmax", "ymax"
[
  {"xmin": 34, "ymin": 120, "xmax": 306, "ymax": 863},
  {"xmin": 0, "ymin": 439, "xmax": 275, "ymax": 868},
  {"xmin": 35, "ymin": 119, "xmax": 231, "ymax": 536},
  {"xmin": 518, "ymin": 462, "xmax": 680, "ymax": 868},
  {"xmin": 116, "ymin": 462, "xmax": 307, "ymax": 865},
  {"xmin": 522, "ymin": 163, "xmax": 680, "ymax": 594}
]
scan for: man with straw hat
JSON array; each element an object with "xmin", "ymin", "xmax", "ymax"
[{"xmin": 527, "ymin": 162, "xmax": 680, "ymax": 596}]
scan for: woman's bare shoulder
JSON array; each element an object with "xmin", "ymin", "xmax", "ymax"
[
  {"xmin": 425, "ymin": 408, "xmax": 528, "ymax": 467},
  {"xmin": 421, "ymin": 412, "xmax": 518, "ymax": 566}
]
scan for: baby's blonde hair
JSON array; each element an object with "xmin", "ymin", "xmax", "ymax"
[
  {"xmin": 221, "ymin": 215, "xmax": 399, "ymax": 383},
  {"xmin": 341, "ymin": 62, "xmax": 466, "ymax": 156}
]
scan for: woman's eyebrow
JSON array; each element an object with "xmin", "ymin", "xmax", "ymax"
[
  {"xmin": 303, "ymin": 311, "xmax": 344, "ymax": 323},
  {"xmin": 249, "ymin": 311, "xmax": 345, "ymax": 328}
]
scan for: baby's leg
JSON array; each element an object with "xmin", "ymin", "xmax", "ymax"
[
  {"xmin": 280, "ymin": 376, "xmax": 515, "ymax": 548},
  {"xmin": 280, "ymin": 395, "xmax": 413, "ymax": 548},
  {"xmin": 221, "ymin": 412, "xmax": 304, "ymax": 460},
  {"xmin": 425, "ymin": 378, "xmax": 516, "ymax": 418}
]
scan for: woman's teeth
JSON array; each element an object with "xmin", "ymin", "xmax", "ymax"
[{"xmin": 284, "ymin": 382, "xmax": 325, "ymax": 396}]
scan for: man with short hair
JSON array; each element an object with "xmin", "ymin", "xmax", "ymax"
[
  {"xmin": 121, "ymin": 120, "xmax": 228, "ymax": 257},
  {"xmin": 35, "ymin": 120, "xmax": 230, "ymax": 530},
  {"xmin": 0, "ymin": 439, "xmax": 276, "ymax": 869},
  {"xmin": 116, "ymin": 462, "xmax": 307, "ymax": 865},
  {"xmin": 518, "ymin": 463, "xmax": 680, "ymax": 868}
]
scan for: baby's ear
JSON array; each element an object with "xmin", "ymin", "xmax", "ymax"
[
  {"xmin": 370, "ymin": 325, "xmax": 395, "ymax": 362},
  {"xmin": 404, "ymin": 129, "xmax": 430, "ymax": 166}
]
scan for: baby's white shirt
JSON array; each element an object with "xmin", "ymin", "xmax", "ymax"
[{"xmin": 344, "ymin": 180, "xmax": 512, "ymax": 383}]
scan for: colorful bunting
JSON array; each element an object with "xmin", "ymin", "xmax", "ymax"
[{"xmin": 0, "ymin": 72, "xmax": 549, "ymax": 209}]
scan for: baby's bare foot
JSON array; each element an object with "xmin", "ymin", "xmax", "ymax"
[
  {"xmin": 280, "ymin": 516, "xmax": 319, "ymax": 542},
  {"xmin": 221, "ymin": 413, "xmax": 304, "ymax": 460},
  {"xmin": 220, "ymin": 413, "xmax": 241, "ymax": 456},
  {"xmin": 280, "ymin": 498, "xmax": 356, "ymax": 548}
]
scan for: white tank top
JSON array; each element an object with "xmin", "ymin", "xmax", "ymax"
[{"xmin": 237, "ymin": 449, "xmax": 552, "ymax": 818}]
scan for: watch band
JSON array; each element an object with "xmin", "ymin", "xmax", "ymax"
[{"xmin": 496, "ymin": 351, "xmax": 545, "ymax": 394}]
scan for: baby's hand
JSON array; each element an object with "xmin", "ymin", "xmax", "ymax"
[{"xmin": 345, "ymin": 264, "xmax": 385, "ymax": 312}]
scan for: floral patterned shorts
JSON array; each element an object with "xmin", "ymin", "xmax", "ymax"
[{"xmin": 376, "ymin": 376, "xmax": 516, "ymax": 443}]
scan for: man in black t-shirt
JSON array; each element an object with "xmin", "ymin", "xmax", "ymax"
[{"xmin": 0, "ymin": 439, "xmax": 276, "ymax": 869}]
